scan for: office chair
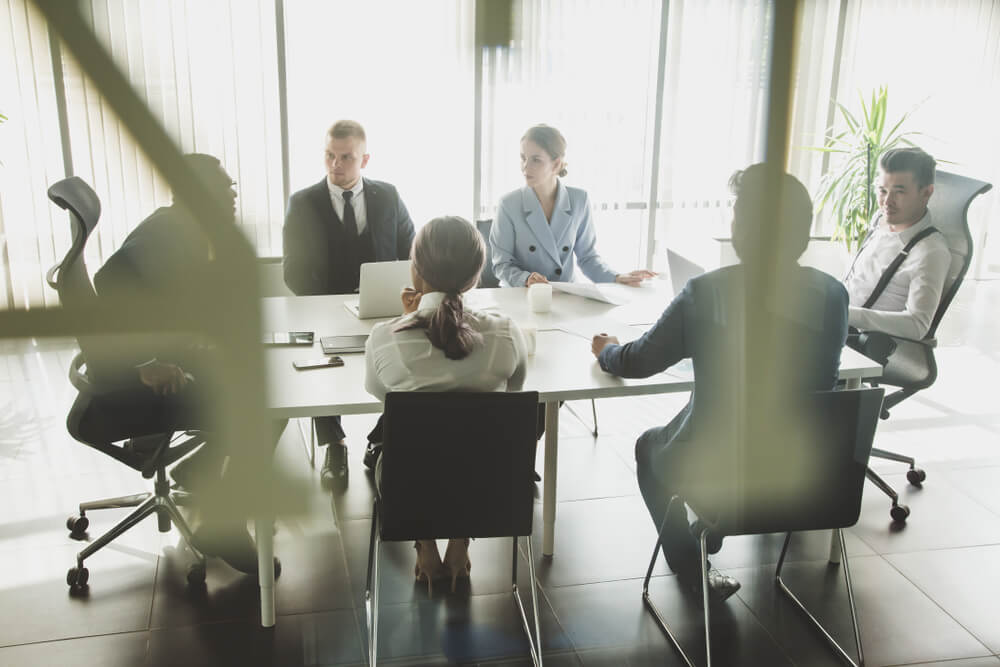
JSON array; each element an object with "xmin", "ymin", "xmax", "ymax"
[
  {"xmin": 365, "ymin": 391, "xmax": 544, "ymax": 666},
  {"xmin": 855, "ymin": 171, "xmax": 992, "ymax": 522},
  {"xmin": 47, "ymin": 176, "xmax": 209, "ymax": 589},
  {"xmin": 642, "ymin": 387, "xmax": 884, "ymax": 667},
  {"xmin": 476, "ymin": 218, "xmax": 599, "ymax": 436}
]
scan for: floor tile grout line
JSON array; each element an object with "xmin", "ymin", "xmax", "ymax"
[
  {"xmin": 878, "ymin": 551, "xmax": 997, "ymax": 659},
  {"xmin": 0, "ymin": 627, "xmax": 150, "ymax": 651}
]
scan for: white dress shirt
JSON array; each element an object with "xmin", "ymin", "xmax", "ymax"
[
  {"xmin": 844, "ymin": 211, "xmax": 951, "ymax": 340},
  {"xmin": 326, "ymin": 178, "xmax": 367, "ymax": 234},
  {"xmin": 364, "ymin": 291, "xmax": 528, "ymax": 400}
]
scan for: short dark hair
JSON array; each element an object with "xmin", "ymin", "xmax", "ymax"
[
  {"xmin": 728, "ymin": 164, "xmax": 813, "ymax": 264},
  {"xmin": 175, "ymin": 153, "xmax": 233, "ymax": 201},
  {"xmin": 879, "ymin": 147, "xmax": 936, "ymax": 189}
]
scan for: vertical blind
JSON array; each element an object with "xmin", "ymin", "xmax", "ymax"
[
  {"xmin": 283, "ymin": 0, "xmax": 474, "ymax": 235},
  {"xmin": 480, "ymin": 0, "xmax": 661, "ymax": 272},
  {"xmin": 2, "ymin": 0, "xmax": 999, "ymax": 311}
]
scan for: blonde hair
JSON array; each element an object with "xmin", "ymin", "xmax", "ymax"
[
  {"xmin": 522, "ymin": 124, "xmax": 568, "ymax": 177},
  {"xmin": 326, "ymin": 120, "xmax": 366, "ymax": 143}
]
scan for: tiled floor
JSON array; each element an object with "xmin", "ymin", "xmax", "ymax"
[{"xmin": 1, "ymin": 280, "xmax": 998, "ymax": 666}]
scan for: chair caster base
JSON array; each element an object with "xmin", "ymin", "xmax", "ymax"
[
  {"xmin": 890, "ymin": 504, "xmax": 910, "ymax": 522},
  {"xmin": 67, "ymin": 565, "xmax": 89, "ymax": 589},
  {"xmin": 66, "ymin": 514, "xmax": 89, "ymax": 537},
  {"xmin": 906, "ymin": 468, "xmax": 926, "ymax": 485}
]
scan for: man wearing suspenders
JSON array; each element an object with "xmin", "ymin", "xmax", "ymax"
[{"xmin": 844, "ymin": 147, "xmax": 950, "ymax": 348}]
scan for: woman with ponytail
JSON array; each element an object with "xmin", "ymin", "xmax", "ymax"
[{"xmin": 364, "ymin": 215, "xmax": 528, "ymax": 594}]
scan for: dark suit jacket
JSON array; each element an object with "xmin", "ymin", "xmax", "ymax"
[
  {"xmin": 282, "ymin": 177, "xmax": 415, "ymax": 295},
  {"xmin": 598, "ymin": 265, "xmax": 849, "ymax": 495},
  {"xmin": 92, "ymin": 205, "xmax": 213, "ymax": 383}
]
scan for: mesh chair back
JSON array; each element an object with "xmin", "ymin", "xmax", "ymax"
[
  {"xmin": 476, "ymin": 219, "xmax": 500, "ymax": 288},
  {"xmin": 924, "ymin": 171, "xmax": 992, "ymax": 338},
  {"xmin": 692, "ymin": 387, "xmax": 884, "ymax": 537},
  {"xmin": 378, "ymin": 391, "xmax": 539, "ymax": 541},
  {"xmin": 46, "ymin": 177, "xmax": 106, "ymax": 368}
]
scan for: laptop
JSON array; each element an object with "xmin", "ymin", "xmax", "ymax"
[
  {"xmin": 666, "ymin": 249, "xmax": 705, "ymax": 297},
  {"xmin": 344, "ymin": 260, "xmax": 413, "ymax": 319}
]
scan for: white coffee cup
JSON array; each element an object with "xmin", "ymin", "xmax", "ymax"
[
  {"xmin": 520, "ymin": 324, "xmax": 537, "ymax": 356},
  {"xmin": 527, "ymin": 283, "xmax": 553, "ymax": 313}
]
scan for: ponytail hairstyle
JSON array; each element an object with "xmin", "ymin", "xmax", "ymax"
[{"xmin": 395, "ymin": 216, "xmax": 485, "ymax": 360}]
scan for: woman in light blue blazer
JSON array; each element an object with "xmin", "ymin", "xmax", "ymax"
[{"xmin": 490, "ymin": 124, "xmax": 655, "ymax": 287}]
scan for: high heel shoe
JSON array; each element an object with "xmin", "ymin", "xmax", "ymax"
[
  {"xmin": 442, "ymin": 538, "xmax": 471, "ymax": 593},
  {"xmin": 414, "ymin": 540, "xmax": 445, "ymax": 597}
]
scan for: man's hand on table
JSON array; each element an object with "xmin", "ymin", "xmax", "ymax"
[{"xmin": 591, "ymin": 333, "xmax": 620, "ymax": 358}]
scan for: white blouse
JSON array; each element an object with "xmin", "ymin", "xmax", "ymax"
[{"xmin": 364, "ymin": 291, "xmax": 527, "ymax": 400}]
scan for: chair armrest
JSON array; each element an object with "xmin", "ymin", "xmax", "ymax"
[
  {"xmin": 68, "ymin": 352, "xmax": 95, "ymax": 394},
  {"xmin": 46, "ymin": 263, "xmax": 61, "ymax": 290}
]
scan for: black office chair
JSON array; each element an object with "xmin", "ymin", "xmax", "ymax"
[
  {"xmin": 47, "ymin": 176, "xmax": 208, "ymax": 589},
  {"xmin": 365, "ymin": 391, "xmax": 544, "ymax": 666},
  {"xmin": 642, "ymin": 387, "xmax": 884, "ymax": 667},
  {"xmin": 856, "ymin": 171, "xmax": 992, "ymax": 522},
  {"xmin": 476, "ymin": 218, "xmax": 599, "ymax": 436}
]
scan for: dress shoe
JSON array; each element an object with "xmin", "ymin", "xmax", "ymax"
[
  {"xmin": 705, "ymin": 568, "xmax": 741, "ymax": 602},
  {"xmin": 191, "ymin": 522, "xmax": 281, "ymax": 577},
  {"xmin": 676, "ymin": 562, "xmax": 741, "ymax": 603},
  {"xmin": 363, "ymin": 441, "xmax": 382, "ymax": 470},
  {"xmin": 320, "ymin": 442, "xmax": 349, "ymax": 488}
]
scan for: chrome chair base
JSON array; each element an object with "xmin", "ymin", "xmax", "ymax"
[
  {"xmin": 364, "ymin": 505, "xmax": 545, "ymax": 666},
  {"xmin": 642, "ymin": 518, "xmax": 864, "ymax": 666}
]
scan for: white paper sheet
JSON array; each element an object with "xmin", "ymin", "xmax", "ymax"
[{"xmin": 551, "ymin": 281, "xmax": 631, "ymax": 305}]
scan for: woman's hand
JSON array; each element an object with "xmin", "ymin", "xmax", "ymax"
[
  {"xmin": 591, "ymin": 333, "xmax": 620, "ymax": 358},
  {"xmin": 525, "ymin": 272, "xmax": 549, "ymax": 286},
  {"xmin": 615, "ymin": 270, "xmax": 658, "ymax": 286},
  {"xmin": 400, "ymin": 287, "xmax": 423, "ymax": 314}
]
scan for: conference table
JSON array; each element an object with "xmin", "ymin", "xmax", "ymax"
[{"xmin": 254, "ymin": 282, "xmax": 882, "ymax": 626}]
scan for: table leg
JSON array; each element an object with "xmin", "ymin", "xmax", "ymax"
[
  {"xmin": 257, "ymin": 516, "xmax": 275, "ymax": 627},
  {"xmin": 542, "ymin": 400, "xmax": 559, "ymax": 557}
]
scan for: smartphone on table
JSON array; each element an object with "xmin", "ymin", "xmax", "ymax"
[{"xmin": 292, "ymin": 356, "xmax": 344, "ymax": 370}]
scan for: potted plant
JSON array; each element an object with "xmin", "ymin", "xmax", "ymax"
[{"xmin": 812, "ymin": 86, "xmax": 920, "ymax": 251}]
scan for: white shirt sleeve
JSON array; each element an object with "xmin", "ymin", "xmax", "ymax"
[{"xmin": 848, "ymin": 240, "xmax": 952, "ymax": 339}]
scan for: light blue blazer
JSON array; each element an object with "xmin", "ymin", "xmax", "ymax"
[{"xmin": 490, "ymin": 181, "xmax": 618, "ymax": 287}]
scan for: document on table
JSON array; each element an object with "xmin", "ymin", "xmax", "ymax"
[{"xmin": 551, "ymin": 281, "xmax": 631, "ymax": 305}]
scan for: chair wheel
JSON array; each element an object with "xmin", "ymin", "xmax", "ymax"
[
  {"xmin": 66, "ymin": 566, "xmax": 89, "ymax": 588},
  {"xmin": 907, "ymin": 468, "xmax": 926, "ymax": 485},
  {"xmin": 187, "ymin": 562, "xmax": 207, "ymax": 586},
  {"xmin": 890, "ymin": 504, "xmax": 910, "ymax": 522},
  {"xmin": 66, "ymin": 515, "xmax": 89, "ymax": 535}
]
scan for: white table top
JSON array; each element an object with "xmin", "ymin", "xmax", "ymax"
[{"xmin": 261, "ymin": 284, "xmax": 881, "ymax": 418}]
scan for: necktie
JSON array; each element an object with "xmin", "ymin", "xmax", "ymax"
[{"xmin": 342, "ymin": 190, "xmax": 358, "ymax": 238}]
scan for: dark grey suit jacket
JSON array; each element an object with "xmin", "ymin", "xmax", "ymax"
[{"xmin": 282, "ymin": 177, "xmax": 414, "ymax": 295}]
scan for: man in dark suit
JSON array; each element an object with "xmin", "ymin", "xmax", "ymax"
[
  {"xmin": 591, "ymin": 165, "xmax": 849, "ymax": 601},
  {"xmin": 283, "ymin": 120, "xmax": 415, "ymax": 485},
  {"xmin": 88, "ymin": 153, "xmax": 283, "ymax": 575}
]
